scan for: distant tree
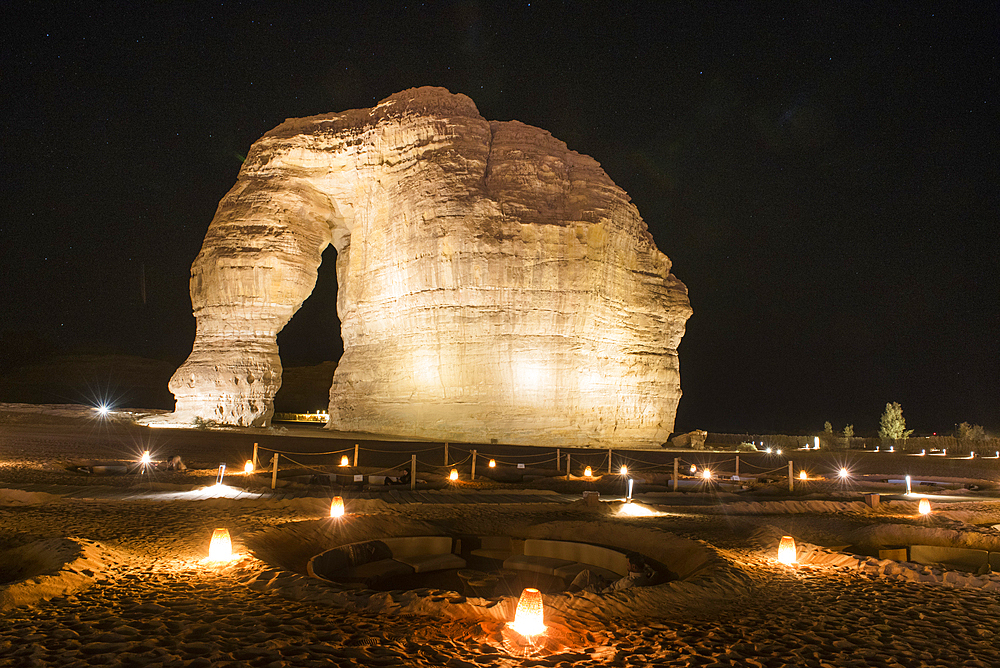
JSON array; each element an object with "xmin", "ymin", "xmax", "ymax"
[
  {"xmin": 878, "ymin": 402, "xmax": 913, "ymax": 442},
  {"xmin": 824, "ymin": 421, "xmax": 833, "ymax": 435},
  {"xmin": 843, "ymin": 424, "xmax": 854, "ymax": 448},
  {"xmin": 957, "ymin": 422, "xmax": 987, "ymax": 441}
]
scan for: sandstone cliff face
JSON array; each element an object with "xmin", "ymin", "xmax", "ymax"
[{"xmin": 170, "ymin": 87, "xmax": 691, "ymax": 445}]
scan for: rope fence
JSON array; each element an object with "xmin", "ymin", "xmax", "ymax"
[{"xmin": 239, "ymin": 439, "xmax": 882, "ymax": 492}]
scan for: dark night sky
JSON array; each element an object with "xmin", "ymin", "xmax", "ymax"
[{"xmin": 2, "ymin": 1, "xmax": 997, "ymax": 435}]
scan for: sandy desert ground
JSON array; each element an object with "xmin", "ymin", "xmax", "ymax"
[{"xmin": 4, "ymin": 405, "xmax": 1000, "ymax": 667}]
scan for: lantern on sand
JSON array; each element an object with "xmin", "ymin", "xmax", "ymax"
[
  {"xmin": 619, "ymin": 465, "xmax": 628, "ymax": 475},
  {"xmin": 489, "ymin": 459, "xmax": 496, "ymax": 468},
  {"xmin": 330, "ymin": 496, "xmax": 345, "ymax": 518},
  {"xmin": 509, "ymin": 588, "xmax": 546, "ymax": 637},
  {"xmin": 702, "ymin": 469, "xmax": 712, "ymax": 480},
  {"xmin": 340, "ymin": 455, "xmax": 350, "ymax": 467},
  {"xmin": 450, "ymin": 469, "xmax": 459, "ymax": 481},
  {"xmin": 584, "ymin": 466, "xmax": 593, "ymax": 477},
  {"xmin": 690, "ymin": 464, "xmax": 697, "ymax": 474},
  {"xmin": 244, "ymin": 460, "xmax": 253, "ymax": 474},
  {"xmin": 208, "ymin": 528, "xmax": 233, "ymax": 562},
  {"xmin": 777, "ymin": 535, "xmax": 797, "ymax": 565},
  {"xmin": 918, "ymin": 498, "xmax": 931, "ymax": 515},
  {"xmin": 799, "ymin": 470, "xmax": 807, "ymax": 480}
]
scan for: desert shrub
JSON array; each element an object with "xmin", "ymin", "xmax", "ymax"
[{"xmin": 737, "ymin": 441, "xmax": 758, "ymax": 452}]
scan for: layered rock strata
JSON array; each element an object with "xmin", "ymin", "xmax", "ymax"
[{"xmin": 170, "ymin": 87, "xmax": 691, "ymax": 445}]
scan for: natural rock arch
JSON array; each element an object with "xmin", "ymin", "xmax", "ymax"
[{"xmin": 169, "ymin": 87, "xmax": 691, "ymax": 446}]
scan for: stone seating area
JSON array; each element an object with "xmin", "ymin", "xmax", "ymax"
[
  {"xmin": 907, "ymin": 544, "xmax": 997, "ymax": 571},
  {"xmin": 502, "ymin": 538, "xmax": 630, "ymax": 583},
  {"xmin": 306, "ymin": 536, "xmax": 466, "ymax": 588}
]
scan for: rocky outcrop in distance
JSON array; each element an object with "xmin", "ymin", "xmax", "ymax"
[{"xmin": 169, "ymin": 87, "xmax": 691, "ymax": 446}]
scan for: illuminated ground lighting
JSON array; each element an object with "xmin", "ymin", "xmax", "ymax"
[
  {"xmin": 799, "ymin": 470, "xmax": 808, "ymax": 480},
  {"xmin": 776, "ymin": 449, "xmax": 783, "ymax": 455},
  {"xmin": 509, "ymin": 588, "xmax": 546, "ymax": 637},
  {"xmin": 243, "ymin": 460, "xmax": 254, "ymax": 474},
  {"xmin": 489, "ymin": 459, "xmax": 496, "ymax": 468},
  {"xmin": 584, "ymin": 466, "xmax": 593, "ymax": 477},
  {"xmin": 330, "ymin": 496, "xmax": 345, "ymax": 518},
  {"xmin": 619, "ymin": 465, "xmax": 628, "ymax": 475},
  {"xmin": 701, "ymin": 469, "xmax": 712, "ymax": 480},
  {"xmin": 618, "ymin": 502, "xmax": 657, "ymax": 517},
  {"xmin": 207, "ymin": 528, "xmax": 233, "ymax": 563},
  {"xmin": 765, "ymin": 447, "xmax": 773, "ymax": 454},
  {"xmin": 340, "ymin": 455, "xmax": 350, "ymax": 467},
  {"xmin": 450, "ymin": 469, "xmax": 459, "ymax": 481},
  {"xmin": 777, "ymin": 536, "xmax": 797, "ymax": 565},
  {"xmin": 918, "ymin": 498, "xmax": 931, "ymax": 515},
  {"xmin": 838, "ymin": 467, "xmax": 850, "ymax": 480}
]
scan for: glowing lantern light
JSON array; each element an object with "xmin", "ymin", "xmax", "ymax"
[
  {"xmin": 96, "ymin": 404, "xmax": 110, "ymax": 417},
  {"xmin": 340, "ymin": 455, "xmax": 350, "ymax": 467},
  {"xmin": 509, "ymin": 588, "xmax": 546, "ymax": 637},
  {"xmin": 799, "ymin": 470, "xmax": 807, "ymax": 480},
  {"xmin": 690, "ymin": 464, "xmax": 697, "ymax": 474},
  {"xmin": 765, "ymin": 447, "xmax": 773, "ymax": 454},
  {"xmin": 140, "ymin": 451, "xmax": 151, "ymax": 465},
  {"xmin": 330, "ymin": 495, "xmax": 345, "ymax": 518},
  {"xmin": 489, "ymin": 459, "xmax": 496, "ymax": 468},
  {"xmin": 702, "ymin": 469, "xmax": 712, "ymax": 480},
  {"xmin": 838, "ymin": 467, "xmax": 850, "ymax": 480},
  {"xmin": 208, "ymin": 528, "xmax": 233, "ymax": 562},
  {"xmin": 918, "ymin": 498, "xmax": 931, "ymax": 515},
  {"xmin": 777, "ymin": 535, "xmax": 797, "ymax": 565},
  {"xmin": 776, "ymin": 449, "xmax": 782, "ymax": 455},
  {"xmin": 243, "ymin": 460, "xmax": 254, "ymax": 474},
  {"xmin": 584, "ymin": 466, "xmax": 593, "ymax": 477},
  {"xmin": 449, "ymin": 469, "xmax": 459, "ymax": 481},
  {"xmin": 619, "ymin": 465, "xmax": 628, "ymax": 475}
]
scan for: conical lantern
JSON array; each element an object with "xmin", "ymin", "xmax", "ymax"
[
  {"xmin": 777, "ymin": 535, "xmax": 797, "ymax": 565},
  {"xmin": 509, "ymin": 588, "xmax": 546, "ymax": 636}
]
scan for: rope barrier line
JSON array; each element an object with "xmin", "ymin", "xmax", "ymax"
[{"xmin": 258, "ymin": 446, "xmax": 352, "ymax": 456}]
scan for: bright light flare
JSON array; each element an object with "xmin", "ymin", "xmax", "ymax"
[
  {"xmin": 207, "ymin": 528, "xmax": 233, "ymax": 562},
  {"xmin": 243, "ymin": 460, "xmax": 254, "ymax": 474},
  {"xmin": 584, "ymin": 466, "xmax": 593, "ymax": 477},
  {"xmin": 765, "ymin": 447, "xmax": 773, "ymax": 454},
  {"xmin": 509, "ymin": 588, "xmax": 546, "ymax": 637},
  {"xmin": 799, "ymin": 470, "xmax": 807, "ymax": 480},
  {"xmin": 838, "ymin": 467, "xmax": 850, "ymax": 480},
  {"xmin": 777, "ymin": 535, "xmax": 797, "ymax": 565},
  {"xmin": 340, "ymin": 455, "xmax": 350, "ymax": 467},
  {"xmin": 918, "ymin": 498, "xmax": 931, "ymax": 515},
  {"xmin": 96, "ymin": 404, "xmax": 111, "ymax": 417},
  {"xmin": 330, "ymin": 495, "xmax": 345, "ymax": 518},
  {"xmin": 140, "ymin": 451, "xmax": 152, "ymax": 465},
  {"xmin": 489, "ymin": 459, "xmax": 496, "ymax": 468},
  {"xmin": 449, "ymin": 469, "xmax": 459, "ymax": 481},
  {"xmin": 618, "ymin": 502, "xmax": 656, "ymax": 517},
  {"xmin": 619, "ymin": 465, "xmax": 628, "ymax": 475},
  {"xmin": 701, "ymin": 469, "xmax": 712, "ymax": 480}
]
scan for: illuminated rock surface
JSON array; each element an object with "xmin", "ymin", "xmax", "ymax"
[{"xmin": 170, "ymin": 87, "xmax": 691, "ymax": 444}]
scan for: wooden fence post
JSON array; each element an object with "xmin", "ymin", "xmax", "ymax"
[
  {"xmin": 608, "ymin": 449, "xmax": 613, "ymax": 474},
  {"xmin": 252, "ymin": 442, "xmax": 259, "ymax": 471},
  {"xmin": 471, "ymin": 449, "xmax": 477, "ymax": 481},
  {"xmin": 270, "ymin": 453, "xmax": 279, "ymax": 490},
  {"xmin": 673, "ymin": 458, "xmax": 679, "ymax": 492},
  {"xmin": 444, "ymin": 443, "xmax": 449, "ymax": 466},
  {"xmin": 353, "ymin": 443, "xmax": 359, "ymax": 467},
  {"xmin": 788, "ymin": 460, "xmax": 794, "ymax": 492},
  {"xmin": 411, "ymin": 454, "xmax": 417, "ymax": 491}
]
